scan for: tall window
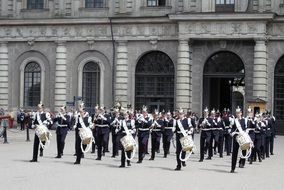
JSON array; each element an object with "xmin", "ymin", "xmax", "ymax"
[
  {"xmin": 85, "ymin": 0, "xmax": 104, "ymax": 8},
  {"xmin": 27, "ymin": 0, "xmax": 44, "ymax": 9},
  {"xmin": 24, "ymin": 62, "xmax": 41, "ymax": 107},
  {"xmin": 82, "ymin": 62, "xmax": 100, "ymax": 110},
  {"xmin": 216, "ymin": 0, "xmax": 235, "ymax": 12},
  {"xmin": 147, "ymin": 0, "xmax": 166, "ymax": 7}
]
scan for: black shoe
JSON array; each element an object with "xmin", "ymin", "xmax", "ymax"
[
  {"xmin": 30, "ymin": 159, "xmax": 37, "ymax": 162},
  {"xmin": 95, "ymin": 157, "xmax": 101, "ymax": 160},
  {"xmin": 199, "ymin": 159, "xmax": 203, "ymax": 162},
  {"xmin": 145, "ymin": 152, "xmax": 149, "ymax": 154},
  {"xmin": 271, "ymin": 153, "xmax": 274, "ymax": 155},
  {"xmin": 205, "ymin": 157, "xmax": 211, "ymax": 160},
  {"xmin": 102, "ymin": 152, "xmax": 105, "ymax": 156},
  {"xmin": 182, "ymin": 162, "xmax": 186, "ymax": 167},
  {"xmin": 127, "ymin": 162, "xmax": 131, "ymax": 166},
  {"xmin": 149, "ymin": 157, "xmax": 154, "ymax": 161},
  {"xmin": 214, "ymin": 150, "xmax": 217, "ymax": 155},
  {"xmin": 239, "ymin": 164, "xmax": 244, "ymax": 168},
  {"xmin": 55, "ymin": 155, "xmax": 61, "ymax": 158},
  {"xmin": 105, "ymin": 150, "xmax": 110, "ymax": 153},
  {"xmin": 163, "ymin": 155, "xmax": 167, "ymax": 158},
  {"xmin": 61, "ymin": 153, "xmax": 63, "ymax": 156},
  {"xmin": 227, "ymin": 153, "xmax": 230, "ymax": 156},
  {"xmin": 136, "ymin": 160, "xmax": 142, "ymax": 164},
  {"xmin": 220, "ymin": 155, "xmax": 223, "ymax": 158},
  {"xmin": 119, "ymin": 165, "xmax": 125, "ymax": 168},
  {"xmin": 259, "ymin": 159, "xmax": 262, "ymax": 162},
  {"xmin": 91, "ymin": 151, "xmax": 95, "ymax": 154},
  {"xmin": 266, "ymin": 155, "xmax": 270, "ymax": 158},
  {"xmin": 230, "ymin": 170, "xmax": 235, "ymax": 173},
  {"xmin": 73, "ymin": 153, "xmax": 76, "ymax": 156},
  {"xmin": 156, "ymin": 150, "xmax": 160, "ymax": 153},
  {"xmin": 81, "ymin": 154, "xmax": 84, "ymax": 158},
  {"xmin": 249, "ymin": 161, "xmax": 252, "ymax": 165},
  {"xmin": 111, "ymin": 155, "xmax": 115, "ymax": 158},
  {"xmin": 74, "ymin": 162, "xmax": 80, "ymax": 165},
  {"xmin": 39, "ymin": 152, "xmax": 43, "ymax": 157},
  {"xmin": 174, "ymin": 166, "xmax": 181, "ymax": 171}
]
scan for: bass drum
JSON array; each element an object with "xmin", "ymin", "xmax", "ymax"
[
  {"xmin": 79, "ymin": 127, "xmax": 94, "ymax": 153},
  {"xmin": 35, "ymin": 125, "xmax": 51, "ymax": 149},
  {"xmin": 236, "ymin": 131, "xmax": 252, "ymax": 150},
  {"xmin": 120, "ymin": 134, "xmax": 136, "ymax": 160}
]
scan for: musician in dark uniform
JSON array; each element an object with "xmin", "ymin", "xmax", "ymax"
[
  {"xmin": 198, "ymin": 108, "xmax": 213, "ymax": 162},
  {"xmin": 163, "ymin": 111, "xmax": 175, "ymax": 158},
  {"xmin": 245, "ymin": 107, "xmax": 256, "ymax": 164},
  {"xmin": 110, "ymin": 108, "xmax": 120, "ymax": 158},
  {"xmin": 94, "ymin": 107, "xmax": 111, "ymax": 160},
  {"xmin": 223, "ymin": 109, "xmax": 233, "ymax": 156},
  {"xmin": 260, "ymin": 112, "xmax": 267, "ymax": 160},
  {"xmin": 137, "ymin": 106, "xmax": 152, "ymax": 163},
  {"xmin": 118, "ymin": 111, "xmax": 136, "ymax": 167},
  {"xmin": 30, "ymin": 102, "xmax": 53, "ymax": 162},
  {"xmin": 210, "ymin": 109, "xmax": 220, "ymax": 158},
  {"xmin": 230, "ymin": 107, "xmax": 246, "ymax": 173},
  {"xmin": 215, "ymin": 110, "xmax": 224, "ymax": 158},
  {"xmin": 254, "ymin": 113, "xmax": 264, "ymax": 162},
  {"xmin": 263, "ymin": 111, "xmax": 272, "ymax": 158},
  {"xmin": 149, "ymin": 111, "xmax": 164, "ymax": 160},
  {"xmin": 54, "ymin": 106, "xmax": 71, "ymax": 158},
  {"xmin": 74, "ymin": 103, "xmax": 93, "ymax": 164},
  {"xmin": 173, "ymin": 108, "xmax": 193, "ymax": 171},
  {"xmin": 267, "ymin": 111, "xmax": 276, "ymax": 155}
]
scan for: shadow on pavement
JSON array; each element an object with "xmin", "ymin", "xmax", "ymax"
[{"xmin": 199, "ymin": 168, "xmax": 229, "ymax": 173}]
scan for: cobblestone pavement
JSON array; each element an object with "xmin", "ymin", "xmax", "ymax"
[{"xmin": 1, "ymin": 128, "xmax": 284, "ymax": 190}]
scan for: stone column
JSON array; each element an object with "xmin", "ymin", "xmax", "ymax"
[
  {"xmin": 176, "ymin": 39, "xmax": 192, "ymax": 110},
  {"xmin": 253, "ymin": 39, "xmax": 267, "ymax": 101},
  {"xmin": 0, "ymin": 42, "xmax": 9, "ymax": 110},
  {"xmin": 54, "ymin": 41, "xmax": 67, "ymax": 111},
  {"xmin": 115, "ymin": 40, "xmax": 128, "ymax": 107}
]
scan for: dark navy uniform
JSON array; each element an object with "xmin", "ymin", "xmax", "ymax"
[
  {"xmin": 137, "ymin": 115, "xmax": 152, "ymax": 163},
  {"xmin": 110, "ymin": 114, "xmax": 120, "ymax": 158},
  {"xmin": 94, "ymin": 113, "xmax": 110, "ymax": 160},
  {"xmin": 230, "ymin": 117, "xmax": 246, "ymax": 172},
  {"xmin": 54, "ymin": 112, "xmax": 71, "ymax": 158},
  {"xmin": 245, "ymin": 116, "xmax": 255, "ymax": 164},
  {"xmin": 149, "ymin": 117, "xmax": 163, "ymax": 160},
  {"xmin": 174, "ymin": 117, "xmax": 192, "ymax": 170},
  {"xmin": 118, "ymin": 118, "xmax": 136, "ymax": 167},
  {"xmin": 30, "ymin": 111, "xmax": 52, "ymax": 162},
  {"xmin": 74, "ymin": 112, "xmax": 92, "ymax": 164},
  {"xmin": 223, "ymin": 115, "xmax": 233, "ymax": 156},
  {"xmin": 254, "ymin": 120, "xmax": 264, "ymax": 162},
  {"xmin": 198, "ymin": 117, "xmax": 213, "ymax": 162},
  {"xmin": 163, "ymin": 117, "xmax": 175, "ymax": 158}
]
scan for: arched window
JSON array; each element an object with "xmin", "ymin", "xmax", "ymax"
[
  {"xmin": 274, "ymin": 56, "xmax": 284, "ymax": 130},
  {"xmin": 24, "ymin": 62, "xmax": 41, "ymax": 107},
  {"xmin": 82, "ymin": 62, "xmax": 100, "ymax": 110},
  {"xmin": 135, "ymin": 51, "xmax": 175, "ymax": 112},
  {"xmin": 27, "ymin": 0, "xmax": 44, "ymax": 9}
]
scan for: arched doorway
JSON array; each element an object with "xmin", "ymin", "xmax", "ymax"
[
  {"xmin": 203, "ymin": 51, "xmax": 245, "ymax": 112},
  {"xmin": 274, "ymin": 56, "xmax": 284, "ymax": 134},
  {"xmin": 135, "ymin": 51, "xmax": 175, "ymax": 113},
  {"xmin": 82, "ymin": 61, "xmax": 100, "ymax": 113}
]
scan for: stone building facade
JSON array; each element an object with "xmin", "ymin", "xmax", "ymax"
[{"xmin": 1, "ymin": 0, "xmax": 284, "ymax": 133}]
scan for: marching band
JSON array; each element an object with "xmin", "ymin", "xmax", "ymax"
[{"xmin": 24, "ymin": 101, "xmax": 277, "ymax": 172}]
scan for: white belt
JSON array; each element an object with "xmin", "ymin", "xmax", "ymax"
[
  {"xmin": 211, "ymin": 128, "xmax": 223, "ymax": 130},
  {"xmin": 152, "ymin": 129, "xmax": 161, "ymax": 132},
  {"xmin": 139, "ymin": 128, "xmax": 149, "ymax": 131},
  {"xmin": 164, "ymin": 127, "xmax": 173, "ymax": 130},
  {"xmin": 201, "ymin": 128, "xmax": 211, "ymax": 131},
  {"xmin": 58, "ymin": 124, "xmax": 67, "ymax": 127},
  {"xmin": 225, "ymin": 126, "xmax": 231, "ymax": 129},
  {"xmin": 255, "ymin": 131, "xmax": 261, "ymax": 133},
  {"xmin": 96, "ymin": 124, "xmax": 109, "ymax": 127},
  {"xmin": 177, "ymin": 131, "xmax": 188, "ymax": 134}
]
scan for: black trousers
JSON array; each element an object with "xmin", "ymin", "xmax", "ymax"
[
  {"xmin": 96, "ymin": 127, "xmax": 109, "ymax": 159},
  {"xmin": 218, "ymin": 132, "xmax": 224, "ymax": 157},
  {"xmin": 20, "ymin": 122, "xmax": 25, "ymax": 130},
  {"xmin": 150, "ymin": 132, "xmax": 161, "ymax": 159},
  {"xmin": 112, "ymin": 132, "xmax": 118, "ymax": 157},
  {"xmin": 265, "ymin": 135, "xmax": 271, "ymax": 157},
  {"xmin": 270, "ymin": 134, "xmax": 275, "ymax": 154},
  {"xmin": 231, "ymin": 137, "xmax": 246, "ymax": 171},
  {"xmin": 176, "ymin": 134, "xmax": 186, "ymax": 168},
  {"xmin": 200, "ymin": 131, "xmax": 211, "ymax": 161},
  {"xmin": 162, "ymin": 131, "xmax": 173, "ymax": 157},
  {"xmin": 75, "ymin": 130, "xmax": 86, "ymax": 163},
  {"xmin": 32, "ymin": 134, "xmax": 45, "ymax": 161},
  {"xmin": 91, "ymin": 129, "xmax": 96, "ymax": 153},
  {"xmin": 121, "ymin": 149, "xmax": 131, "ymax": 166},
  {"xmin": 224, "ymin": 133, "xmax": 232, "ymax": 155},
  {"xmin": 138, "ymin": 131, "xmax": 149, "ymax": 161},
  {"xmin": 252, "ymin": 135, "xmax": 262, "ymax": 162},
  {"xmin": 56, "ymin": 131, "xmax": 67, "ymax": 157}
]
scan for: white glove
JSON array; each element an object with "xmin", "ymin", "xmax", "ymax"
[
  {"xmin": 115, "ymin": 129, "xmax": 119, "ymax": 134},
  {"xmin": 73, "ymin": 125, "xmax": 76, "ymax": 130},
  {"xmin": 43, "ymin": 121, "xmax": 48, "ymax": 125}
]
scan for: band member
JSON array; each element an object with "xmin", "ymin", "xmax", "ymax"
[
  {"xmin": 198, "ymin": 107, "xmax": 213, "ymax": 162},
  {"xmin": 173, "ymin": 108, "xmax": 193, "ymax": 171},
  {"xmin": 230, "ymin": 106, "xmax": 246, "ymax": 173},
  {"xmin": 223, "ymin": 108, "xmax": 234, "ymax": 156},
  {"xmin": 18, "ymin": 109, "xmax": 25, "ymax": 130},
  {"xmin": 260, "ymin": 112, "xmax": 267, "ymax": 160},
  {"xmin": 30, "ymin": 102, "xmax": 53, "ymax": 162},
  {"xmin": 54, "ymin": 106, "xmax": 71, "ymax": 158},
  {"xmin": 215, "ymin": 110, "xmax": 224, "ymax": 158},
  {"xmin": 163, "ymin": 111, "xmax": 175, "ymax": 158},
  {"xmin": 210, "ymin": 109, "xmax": 220, "ymax": 158},
  {"xmin": 149, "ymin": 111, "xmax": 163, "ymax": 160},
  {"xmin": 118, "ymin": 111, "xmax": 136, "ymax": 167},
  {"xmin": 267, "ymin": 111, "xmax": 276, "ymax": 155},
  {"xmin": 94, "ymin": 106, "xmax": 111, "ymax": 160},
  {"xmin": 137, "ymin": 106, "xmax": 152, "ymax": 163},
  {"xmin": 254, "ymin": 113, "xmax": 265, "ymax": 163},
  {"xmin": 74, "ymin": 102, "xmax": 93, "ymax": 164},
  {"xmin": 245, "ymin": 107, "xmax": 256, "ymax": 164},
  {"xmin": 263, "ymin": 110, "xmax": 272, "ymax": 158},
  {"xmin": 110, "ymin": 108, "xmax": 120, "ymax": 158}
]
